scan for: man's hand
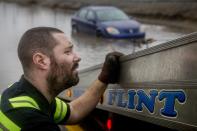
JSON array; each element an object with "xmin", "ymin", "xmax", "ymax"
[{"xmin": 98, "ymin": 52, "xmax": 124, "ymax": 84}]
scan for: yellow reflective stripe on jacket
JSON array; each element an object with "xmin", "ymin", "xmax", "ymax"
[
  {"xmin": 8, "ymin": 84, "xmax": 13, "ymax": 88},
  {"xmin": 0, "ymin": 110, "xmax": 20, "ymax": 131},
  {"xmin": 54, "ymin": 98, "xmax": 68, "ymax": 123},
  {"xmin": 0, "ymin": 95, "xmax": 20, "ymax": 131},
  {"xmin": 0, "ymin": 95, "xmax": 1, "ymax": 107},
  {"xmin": 9, "ymin": 96, "xmax": 40, "ymax": 110}
]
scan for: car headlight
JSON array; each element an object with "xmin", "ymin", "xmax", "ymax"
[{"xmin": 106, "ymin": 27, "xmax": 120, "ymax": 35}]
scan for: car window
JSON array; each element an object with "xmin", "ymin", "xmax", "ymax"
[
  {"xmin": 96, "ymin": 8, "xmax": 129, "ymax": 21},
  {"xmin": 78, "ymin": 9, "xmax": 88, "ymax": 20},
  {"xmin": 86, "ymin": 11, "xmax": 95, "ymax": 20}
]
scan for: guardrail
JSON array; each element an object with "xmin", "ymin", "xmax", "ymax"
[{"xmin": 60, "ymin": 32, "xmax": 197, "ymax": 131}]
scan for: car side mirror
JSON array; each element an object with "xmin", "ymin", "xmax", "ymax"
[{"xmin": 88, "ymin": 18, "xmax": 96, "ymax": 24}]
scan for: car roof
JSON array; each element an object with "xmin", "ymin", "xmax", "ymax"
[{"xmin": 84, "ymin": 6, "xmax": 117, "ymax": 11}]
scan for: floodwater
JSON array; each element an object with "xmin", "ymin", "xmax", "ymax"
[{"xmin": 0, "ymin": 2, "xmax": 190, "ymax": 92}]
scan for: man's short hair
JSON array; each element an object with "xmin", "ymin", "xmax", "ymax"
[{"xmin": 17, "ymin": 27, "xmax": 63, "ymax": 74}]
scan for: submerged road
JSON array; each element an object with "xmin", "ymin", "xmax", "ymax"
[{"xmin": 0, "ymin": 1, "xmax": 192, "ymax": 92}]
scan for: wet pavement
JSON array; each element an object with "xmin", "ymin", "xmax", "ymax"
[{"xmin": 0, "ymin": 2, "xmax": 191, "ymax": 92}]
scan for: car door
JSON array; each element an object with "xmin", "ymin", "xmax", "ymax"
[
  {"xmin": 75, "ymin": 8, "xmax": 88, "ymax": 32},
  {"xmin": 85, "ymin": 10, "xmax": 97, "ymax": 34}
]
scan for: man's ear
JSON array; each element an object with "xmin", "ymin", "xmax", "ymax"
[{"xmin": 32, "ymin": 52, "xmax": 50, "ymax": 70}]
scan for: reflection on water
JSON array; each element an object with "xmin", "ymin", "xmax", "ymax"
[
  {"xmin": 0, "ymin": 2, "xmax": 188, "ymax": 92},
  {"xmin": 72, "ymin": 33, "xmax": 136, "ymax": 69}
]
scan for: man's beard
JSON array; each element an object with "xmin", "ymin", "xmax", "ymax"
[{"xmin": 47, "ymin": 56, "xmax": 79, "ymax": 96}]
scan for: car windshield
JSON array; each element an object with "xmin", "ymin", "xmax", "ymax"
[{"xmin": 96, "ymin": 8, "xmax": 129, "ymax": 21}]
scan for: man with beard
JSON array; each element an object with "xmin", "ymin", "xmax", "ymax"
[{"xmin": 0, "ymin": 27, "xmax": 123, "ymax": 131}]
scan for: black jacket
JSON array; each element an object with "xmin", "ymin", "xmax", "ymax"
[{"xmin": 0, "ymin": 76, "xmax": 70, "ymax": 131}]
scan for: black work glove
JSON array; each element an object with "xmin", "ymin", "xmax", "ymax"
[{"xmin": 98, "ymin": 52, "xmax": 124, "ymax": 84}]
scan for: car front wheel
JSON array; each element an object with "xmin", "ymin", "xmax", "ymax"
[{"xmin": 96, "ymin": 30, "xmax": 103, "ymax": 37}]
